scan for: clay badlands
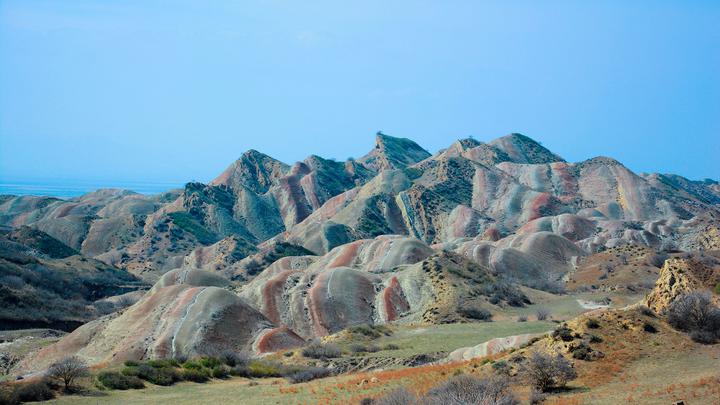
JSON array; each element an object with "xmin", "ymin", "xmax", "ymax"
[{"xmin": 1, "ymin": 133, "xmax": 719, "ymax": 404}]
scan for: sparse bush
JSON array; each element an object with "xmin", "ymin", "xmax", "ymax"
[
  {"xmin": 375, "ymin": 387, "xmax": 417, "ymax": 405},
  {"xmin": 220, "ymin": 350, "xmax": 248, "ymax": 367},
  {"xmin": 492, "ymin": 360, "xmax": 511, "ymax": 376},
  {"xmin": 552, "ymin": 326, "xmax": 574, "ymax": 342},
  {"xmin": 536, "ymin": 308, "xmax": 550, "ymax": 321},
  {"xmin": 423, "ymin": 374, "xmax": 518, "ymax": 405},
  {"xmin": 643, "ymin": 322, "xmax": 658, "ymax": 333},
  {"xmin": 0, "ymin": 352, "xmax": 20, "ymax": 375},
  {"xmin": 570, "ymin": 342, "xmax": 593, "ymax": 361},
  {"xmin": 667, "ymin": 291, "xmax": 720, "ymax": 344},
  {"xmin": 383, "ymin": 344, "xmax": 400, "ymax": 351},
  {"xmin": 481, "ymin": 281, "xmax": 529, "ymax": 307},
  {"xmin": 360, "ymin": 398, "xmax": 375, "ymax": 405},
  {"xmin": 459, "ymin": 306, "xmax": 492, "ymax": 321},
  {"xmin": 173, "ymin": 354, "xmax": 189, "ymax": 364},
  {"xmin": 14, "ymin": 379, "xmax": 55, "ymax": 402},
  {"xmin": 302, "ymin": 343, "xmax": 342, "ymax": 359},
  {"xmin": 97, "ymin": 371, "xmax": 144, "ymax": 390},
  {"xmin": 640, "ymin": 306, "xmax": 656, "ymax": 318},
  {"xmin": 585, "ymin": 318, "xmax": 600, "ymax": 329},
  {"xmin": 519, "ymin": 352, "xmax": 577, "ymax": 392},
  {"xmin": 517, "ymin": 315, "xmax": 528, "ymax": 322},
  {"xmin": 286, "ymin": 366, "xmax": 331, "ymax": 383},
  {"xmin": 47, "ymin": 356, "xmax": 88, "ymax": 392},
  {"xmin": 124, "ymin": 360, "xmax": 140, "ymax": 367}
]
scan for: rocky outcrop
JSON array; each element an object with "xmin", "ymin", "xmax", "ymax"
[
  {"xmin": 643, "ymin": 257, "xmax": 720, "ymax": 314},
  {"xmin": 358, "ymin": 133, "xmax": 431, "ymax": 171},
  {"xmin": 446, "ymin": 332, "xmax": 547, "ymax": 362}
]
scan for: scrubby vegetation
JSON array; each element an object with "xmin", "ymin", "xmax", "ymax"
[
  {"xmin": 373, "ymin": 375, "xmax": 518, "ymax": 405},
  {"xmin": 167, "ymin": 212, "xmax": 218, "ymax": 245},
  {"xmin": 346, "ymin": 324, "xmax": 393, "ymax": 339},
  {"xmin": 667, "ymin": 291, "xmax": 720, "ymax": 344},
  {"xmin": 0, "ymin": 379, "xmax": 55, "ymax": 404},
  {"xmin": 302, "ymin": 342, "xmax": 342, "ymax": 359},
  {"xmin": 518, "ymin": 352, "xmax": 577, "ymax": 392},
  {"xmin": 478, "ymin": 280, "xmax": 530, "ymax": 307},
  {"xmin": 96, "ymin": 371, "xmax": 144, "ymax": 390},
  {"xmin": 108, "ymin": 353, "xmax": 334, "ymax": 390},
  {"xmin": 0, "ymin": 236, "xmax": 144, "ymax": 329},
  {"xmin": 459, "ymin": 305, "xmax": 492, "ymax": 321}
]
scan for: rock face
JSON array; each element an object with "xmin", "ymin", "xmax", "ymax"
[
  {"xmin": 643, "ymin": 257, "xmax": 720, "ymax": 314},
  {"xmin": 358, "ymin": 133, "xmax": 431, "ymax": 171}
]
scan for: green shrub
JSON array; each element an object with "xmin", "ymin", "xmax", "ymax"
[
  {"xmin": 588, "ymin": 334, "xmax": 603, "ymax": 343},
  {"xmin": 182, "ymin": 368, "xmax": 210, "ymax": 383},
  {"xmin": 199, "ymin": 356, "xmax": 222, "ymax": 369},
  {"xmin": 383, "ymin": 343, "xmax": 400, "ymax": 351},
  {"xmin": 492, "ymin": 360, "xmax": 511, "ymax": 375},
  {"xmin": 182, "ymin": 360, "xmax": 204, "ymax": 371},
  {"xmin": 97, "ymin": 371, "xmax": 144, "ymax": 390},
  {"xmin": 715, "ymin": 283, "xmax": 720, "ymax": 295},
  {"xmin": 135, "ymin": 365, "xmax": 180, "ymax": 386},
  {"xmin": 585, "ymin": 318, "xmax": 601, "ymax": 329},
  {"xmin": 121, "ymin": 366, "xmax": 140, "ymax": 377},
  {"xmin": 552, "ymin": 326, "xmax": 575, "ymax": 342},
  {"xmin": 571, "ymin": 343, "xmax": 593, "ymax": 360},
  {"xmin": 248, "ymin": 361, "xmax": 284, "ymax": 378},
  {"xmin": 123, "ymin": 360, "xmax": 140, "ymax": 367},
  {"xmin": 211, "ymin": 365, "xmax": 230, "ymax": 379}
]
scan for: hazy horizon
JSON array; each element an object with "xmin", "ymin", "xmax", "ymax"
[{"xmin": 2, "ymin": 1, "xmax": 719, "ymax": 185}]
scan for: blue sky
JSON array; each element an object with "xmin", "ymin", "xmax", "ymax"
[{"xmin": 1, "ymin": 0, "xmax": 718, "ymax": 185}]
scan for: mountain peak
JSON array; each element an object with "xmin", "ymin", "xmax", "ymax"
[
  {"xmin": 489, "ymin": 133, "xmax": 565, "ymax": 164},
  {"xmin": 359, "ymin": 132, "xmax": 431, "ymax": 171},
  {"xmin": 211, "ymin": 150, "xmax": 289, "ymax": 193}
]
